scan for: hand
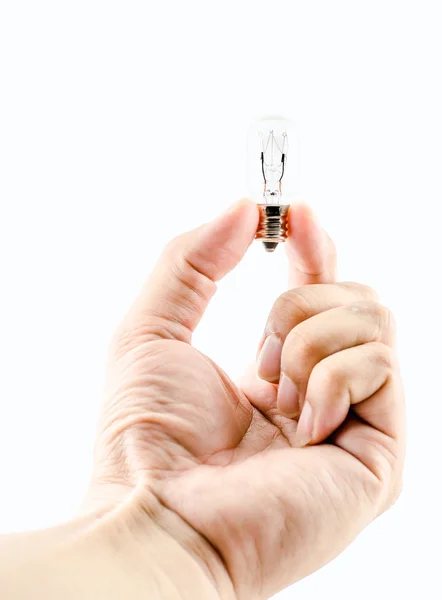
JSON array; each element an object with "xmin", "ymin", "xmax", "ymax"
[{"xmin": 88, "ymin": 200, "xmax": 405, "ymax": 600}]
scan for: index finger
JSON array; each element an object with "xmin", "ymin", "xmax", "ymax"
[{"xmin": 285, "ymin": 204, "xmax": 337, "ymax": 287}]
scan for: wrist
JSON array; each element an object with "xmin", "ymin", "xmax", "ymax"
[
  {"xmin": 81, "ymin": 484, "xmax": 236, "ymax": 600},
  {"xmin": 92, "ymin": 490, "xmax": 230, "ymax": 600},
  {"xmin": 0, "ymin": 495, "xmax": 230, "ymax": 600}
]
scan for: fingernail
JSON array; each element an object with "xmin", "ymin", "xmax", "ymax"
[
  {"xmin": 257, "ymin": 336, "xmax": 282, "ymax": 382},
  {"xmin": 295, "ymin": 401, "xmax": 313, "ymax": 447},
  {"xmin": 277, "ymin": 374, "xmax": 300, "ymax": 418}
]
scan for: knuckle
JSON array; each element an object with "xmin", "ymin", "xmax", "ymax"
[
  {"xmin": 310, "ymin": 360, "xmax": 346, "ymax": 400},
  {"xmin": 378, "ymin": 304, "xmax": 396, "ymax": 343},
  {"xmin": 281, "ymin": 327, "xmax": 314, "ymax": 379},
  {"xmin": 164, "ymin": 231, "xmax": 190, "ymax": 255},
  {"xmin": 369, "ymin": 343, "xmax": 397, "ymax": 373},
  {"xmin": 348, "ymin": 300, "xmax": 394, "ymax": 341},
  {"xmin": 281, "ymin": 289, "xmax": 313, "ymax": 318},
  {"xmin": 370, "ymin": 438, "xmax": 404, "ymax": 513},
  {"xmin": 339, "ymin": 281, "xmax": 380, "ymax": 301},
  {"xmin": 110, "ymin": 316, "xmax": 186, "ymax": 361},
  {"xmin": 270, "ymin": 289, "xmax": 313, "ymax": 330}
]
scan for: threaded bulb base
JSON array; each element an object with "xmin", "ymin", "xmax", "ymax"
[{"xmin": 256, "ymin": 204, "xmax": 289, "ymax": 252}]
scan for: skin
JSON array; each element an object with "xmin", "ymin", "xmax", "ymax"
[{"xmin": 0, "ymin": 200, "xmax": 405, "ymax": 600}]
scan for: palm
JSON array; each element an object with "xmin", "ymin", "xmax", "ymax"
[{"xmin": 125, "ymin": 341, "xmax": 378, "ymax": 597}]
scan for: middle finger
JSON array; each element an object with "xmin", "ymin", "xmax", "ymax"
[
  {"xmin": 278, "ymin": 300, "xmax": 395, "ymax": 416},
  {"xmin": 257, "ymin": 282, "xmax": 378, "ymax": 382}
]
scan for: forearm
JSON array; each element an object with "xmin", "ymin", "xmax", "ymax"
[{"xmin": 0, "ymin": 508, "xmax": 222, "ymax": 600}]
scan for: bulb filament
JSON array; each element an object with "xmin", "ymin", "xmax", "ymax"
[{"xmin": 259, "ymin": 130, "xmax": 288, "ymax": 203}]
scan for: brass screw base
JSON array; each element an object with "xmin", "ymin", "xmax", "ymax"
[{"xmin": 256, "ymin": 204, "xmax": 290, "ymax": 252}]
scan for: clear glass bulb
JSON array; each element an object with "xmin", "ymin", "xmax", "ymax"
[{"xmin": 247, "ymin": 116, "xmax": 298, "ymax": 252}]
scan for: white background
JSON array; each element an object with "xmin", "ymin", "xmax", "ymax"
[{"xmin": 0, "ymin": 1, "xmax": 441, "ymax": 598}]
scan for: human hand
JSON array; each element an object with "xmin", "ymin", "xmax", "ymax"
[{"xmin": 88, "ymin": 200, "xmax": 405, "ymax": 600}]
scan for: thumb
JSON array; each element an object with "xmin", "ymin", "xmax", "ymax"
[{"xmin": 116, "ymin": 199, "xmax": 258, "ymax": 345}]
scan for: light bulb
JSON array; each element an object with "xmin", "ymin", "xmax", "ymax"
[{"xmin": 247, "ymin": 117, "xmax": 298, "ymax": 252}]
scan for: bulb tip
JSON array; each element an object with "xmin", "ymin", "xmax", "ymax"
[{"xmin": 263, "ymin": 241, "xmax": 279, "ymax": 253}]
